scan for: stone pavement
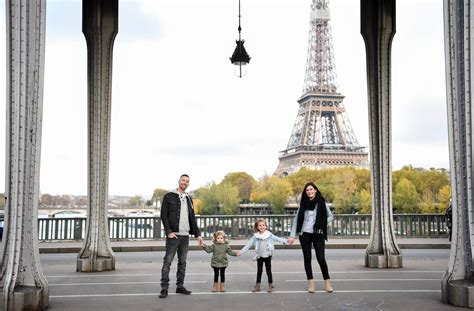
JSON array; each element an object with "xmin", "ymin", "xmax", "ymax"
[
  {"xmin": 38, "ymin": 237, "xmax": 450, "ymax": 253},
  {"xmin": 32, "ymin": 248, "xmax": 462, "ymax": 310}
]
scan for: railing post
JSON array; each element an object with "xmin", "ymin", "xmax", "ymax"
[
  {"xmin": 231, "ymin": 218, "xmax": 238, "ymax": 238},
  {"xmin": 154, "ymin": 217, "xmax": 161, "ymax": 239},
  {"xmin": 74, "ymin": 219, "xmax": 83, "ymax": 240}
]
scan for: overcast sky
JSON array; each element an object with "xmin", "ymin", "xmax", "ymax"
[{"xmin": 0, "ymin": 0, "xmax": 447, "ymax": 196}]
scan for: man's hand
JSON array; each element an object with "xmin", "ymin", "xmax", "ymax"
[
  {"xmin": 168, "ymin": 232, "xmax": 177, "ymax": 239},
  {"xmin": 287, "ymin": 237, "xmax": 295, "ymax": 245},
  {"xmin": 197, "ymin": 236, "xmax": 204, "ymax": 246}
]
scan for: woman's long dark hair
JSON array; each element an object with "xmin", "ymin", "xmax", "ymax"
[{"xmin": 300, "ymin": 182, "xmax": 324, "ymax": 208}]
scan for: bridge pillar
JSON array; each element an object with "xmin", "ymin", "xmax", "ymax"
[
  {"xmin": 0, "ymin": 1, "xmax": 49, "ymax": 309},
  {"xmin": 442, "ymin": 0, "xmax": 474, "ymax": 307},
  {"xmin": 360, "ymin": 0, "xmax": 402, "ymax": 268},
  {"xmin": 77, "ymin": 0, "xmax": 118, "ymax": 272}
]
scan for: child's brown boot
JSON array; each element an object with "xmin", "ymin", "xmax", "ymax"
[
  {"xmin": 219, "ymin": 282, "xmax": 225, "ymax": 292},
  {"xmin": 211, "ymin": 282, "xmax": 218, "ymax": 292}
]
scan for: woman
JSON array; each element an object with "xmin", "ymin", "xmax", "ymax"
[{"xmin": 288, "ymin": 182, "xmax": 334, "ymax": 293}]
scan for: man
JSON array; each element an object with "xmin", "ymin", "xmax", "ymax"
[{"xmin": 159, "ymin": 174, "xmax": 203, "ymax": 298}]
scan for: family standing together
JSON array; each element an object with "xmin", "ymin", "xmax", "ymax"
[{"xmin": 159, "ymin": 175, "xmax": 333, "ymax": 298}]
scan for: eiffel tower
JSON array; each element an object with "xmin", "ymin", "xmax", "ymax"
[{"xmin": 275, "ymin": 0, "xmax": 368, "ymax": 177}]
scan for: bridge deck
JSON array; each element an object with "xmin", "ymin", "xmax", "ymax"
[{"xmin": 2, "ymin": 248, "xmax": 455, "ymax": 310}]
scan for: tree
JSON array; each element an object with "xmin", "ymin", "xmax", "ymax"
[
  {"xmin": 332, "ymin": 169, "xmax": 358, "ymax": 213},
  {"xmin": 353, "ymin": 168, "xmax": 371, "ymax": 192},
  {"xmin": 75, "ymin": 196, "xmax": 88, "ymax": 207},
  {"xmin": 419, "ymin": 190, "xmax": 436, "ymax": 213},
  {"xmin": 193, "ymin": 198, "xmax": 204, "ymax": 214},
  {"xmin": 195, "ymin": 183, "xmax": 220, "ymax": 215},
  {"xmin": 40, "ymin": 194, "xmax": 53, "ymax": 207},
  {"xmin": 152, "ymin": 188, "xmax": 168, "ymax": 207},
  {"xmin": 215, "ymin": 183, "xmax": 240, "ymax": 214},
  {"xmin": 251, "ymin": 176, "xmax": 292, "ymax": 214},
  {"xmin": 52, "ymin": 195, "xmax": 62, "ymax": 207},
  {"xmin": 420, "ymin": 169, "xmax": 449, "ymax": 197},
  {"xmin": 60, "ymin": 195, "xmax": 72, "ymax": 208},
  {"xmin": 437, "ymin": 185, "xmax": 451, "ymax": 212},
  {"xmin": 195, "ymin": 183, "xmax": 240, "ymax": 215},
  {"xmin": 356, "ymin": 189, "xmax": 372, "ymax": 214},
  {"xmin": 393, "ymin": 166, "xmax": 449, "ymax": 201},
  {"xmin": 221, "ymin": 172, "xmax": 257, "ymax": 202},
  {"xmin": 128, "ymin": 195, "xmax": 142, "ymax": 208},
  {"xmin": 393, "ymin": 178, "xmax": 419, "ymax": 213}
]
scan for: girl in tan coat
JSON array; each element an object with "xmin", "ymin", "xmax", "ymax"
[{"xmin": 202, "ymin": 230, "xmax": 238, "ymax": 292}]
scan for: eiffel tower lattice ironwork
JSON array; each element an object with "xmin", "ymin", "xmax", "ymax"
[{"xmin": 275, "ymin": 0, "xmax": 368, "ymax": 176}]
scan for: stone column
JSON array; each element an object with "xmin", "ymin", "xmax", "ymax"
[
  {"xmin": 77, "ymin": 0, "xmax": 118, "ymax": 272},
  {"xmin": 0, "ymin": 0, "xmax": 49, "ymax": 309},
  {"xmin": 361, "ymin": 0, "xmax": 402, "ymax": 268},
  {"xmin": 441, "ymin": 0, "xmax": 474, "ymax": 307}
]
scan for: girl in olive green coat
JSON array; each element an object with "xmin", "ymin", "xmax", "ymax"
[{"xmin": 202, "ymin": 230, "xmax": 238, "ymax": 292}]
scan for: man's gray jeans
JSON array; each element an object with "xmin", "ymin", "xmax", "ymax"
[{"xmin": 160, "ymin": 235, "xmax": 189, "ymax": 290}]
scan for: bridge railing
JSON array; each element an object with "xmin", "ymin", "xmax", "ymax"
[{"xmin": 29, "ymin": 214, "xmax": 449, "ymax": 241}]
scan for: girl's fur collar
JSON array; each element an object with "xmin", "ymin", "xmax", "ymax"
[
  {"xmin": 254, "ymin": 230, "xmax": 271, "ymax": 240},
  {"xmin": 213, "ymin": 241, "xmax": 229, "ymax": 245}
]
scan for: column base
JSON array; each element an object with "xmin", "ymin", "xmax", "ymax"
[
  {"xmin": 11, "ymin": 286, "xmax": 48, "ymax": 310},
  {"xmin": 442, "ymin": 278, "xmax": 474, "ymax": 308},
  {"xmin": 77, "ymin": 256, "xmax": 115, "ymax": 272},
  {"xmin": 365, "ymin": 253, "xmax": 403, "ymax": 268}
]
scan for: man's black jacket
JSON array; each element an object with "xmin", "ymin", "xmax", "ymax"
[{"xmin": 160, "ymin": 192, "xmax": 201, "ymax": 237}]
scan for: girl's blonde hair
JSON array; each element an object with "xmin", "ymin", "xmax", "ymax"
[
  {"xmin": 212, "ymin": 230, "xmax": 228, "ymax": 243},
  {"xmin": 253, "ymin": 218, "xmax": 268, "ymax": 233}
]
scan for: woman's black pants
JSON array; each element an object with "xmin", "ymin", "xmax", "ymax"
[{"xmin": 299, "ymin": 232, "xmax": 330, "ymax": 280}]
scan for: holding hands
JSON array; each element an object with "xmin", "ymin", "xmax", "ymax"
[{"xmin": 287, "ymin": 237, "xmax": 295, "ymax": 245}]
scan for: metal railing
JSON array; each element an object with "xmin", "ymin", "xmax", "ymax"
[{"xmin": 21, "ymin": 214, "xmax": 449, "ymax": 241}]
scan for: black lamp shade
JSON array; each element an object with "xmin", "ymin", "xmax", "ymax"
[{"xmin": 230, "ymin": 40, "xmax": 251, "ymax": 64}]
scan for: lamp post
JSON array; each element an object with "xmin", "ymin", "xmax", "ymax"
[{"xmin": 230, "ymin": 0, "xmax": 251, "ymax": 78}]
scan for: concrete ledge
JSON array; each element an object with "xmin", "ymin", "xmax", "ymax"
[
  {"xmin": 400, "ymin": 243, "xmax": 450, "ymax": 249},
  {"xmin": 113, "ymin": 246, "xmax": 153, "ymax": 252},
  {"xmin": 37, "ymin": 238, "xmax": 450, "ymax": 254}
]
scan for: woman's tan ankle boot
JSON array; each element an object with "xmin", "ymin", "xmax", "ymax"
[
  {"xmin": 308, "ymin": 279, "xmax": 315, "ymax": 293},
  {"xmin": 324, "ymin": 279, "xmax": 333, "ymax": 293},
  {"xmin": 267, "ymin": 283, "xmax": 273, "ymax": 292},
  {"xmin": 219, "ymin": 282, "xmax": 225, "ymax": 292},
  {"xmin": 211, "ymin": 282, "xmax": 218, "ymax": 292},
  {"xmin": 252, "ymin": 283, "xmax": 261, "ymax": 292}
]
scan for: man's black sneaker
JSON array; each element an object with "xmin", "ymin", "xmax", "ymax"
[
  {"xmin": 176, "ymin": 287, "xmax": 192, "ymax": 295},
  {"xmin": 159, "ymin": 289, "xmax": 168, "ymax": 298}
]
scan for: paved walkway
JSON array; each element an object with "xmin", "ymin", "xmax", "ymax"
[
  {"xmin": 15, "ymin": 249, "xmax": 460, "ymax": 310},
  {"xmin": 39, "ymin": 237, "xmax": 450, "ymax": 253}
]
